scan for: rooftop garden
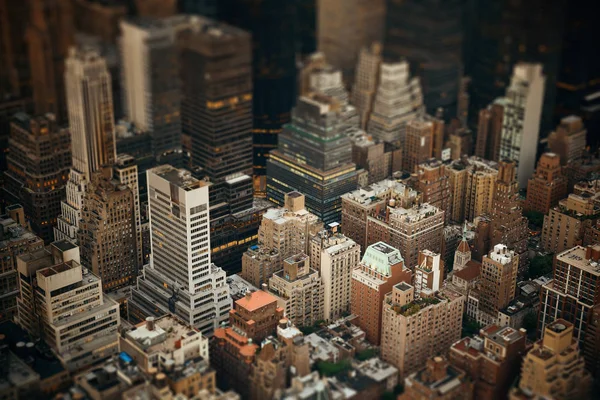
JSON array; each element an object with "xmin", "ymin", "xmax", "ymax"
[{"xmin": 392, "ymin": 296, "xmax": 441, "ymax": 316}]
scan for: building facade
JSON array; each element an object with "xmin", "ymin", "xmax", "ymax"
[
  {"xmin": 524, "ymin": 152, "xmax": 568, "ymax": 215},
  {"xmin": 478, "ymin": 244, "xmax": 518, "ymax": 324},
  {"xmin": 351, "ymin": 242, "xmax": 412, "ymax": 345},
  {"xmin": 548, "ymin": 115, "xmax": 587, "ymax": 166},
  {"xmin": 352, "ymin": 43, "xmax": 383, "ymax": 130},
  {"xmin": 475, "ymin": 100, "xmax": 505, "ymax": 162}
]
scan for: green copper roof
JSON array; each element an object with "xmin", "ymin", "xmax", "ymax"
[{"xmin": 361, "ymin": 242, "xmax": 404, "ymax": 276}]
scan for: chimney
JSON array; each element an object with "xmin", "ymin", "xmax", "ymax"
[
  {"xmin": 146, "ymin": 316, "xmax": 155, "ymax": 331},
  {"xmin": 261, "ymin": 283, "xmax": 268, "ymax": 291}
]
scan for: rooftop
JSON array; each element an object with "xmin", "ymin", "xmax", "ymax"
[
  {"xmin": 51, "ymin": 239, "xmax": 77, "ymax": 253},
  {"xmin": 150, "ymin": 165, "xmax": 209, "ymax": 191},
  {"xmin": 453, "ymin": 261, "xmax": 481, "ymax": 281},
  {"xmin": 37, "ymin": 260, "xmax": 78, "ymax": 277},
  {"xmin": 361, "ymin": 242, "xmax": 404, "ymax": 276},
  {"xmin": 556, "ymin": 245, "xmax": 600, "ymax": 275},
  {"xmin": 126, "ymin": 315, "xmax": 202, "ymax": 355},
  {"xmin": 235, "ymin": 290, "xmax": 277, "ymax": 312},
  {"xmin": 227, "ymin": 274, "xmax": 259, "ymax": 301},
  {"xmin": 481, "ymin": 325, "xmax": 525, "ymax": 346}
]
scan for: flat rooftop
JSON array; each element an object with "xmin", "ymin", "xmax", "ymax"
[
  {"xmin": 556, "ymin": 246, "xmax": 600, "ymax": 275},
  {"xmin": 127, "ymin": 315, "xmax": 201, "ymax": 354},
  {"xmin": 38, "ymin": 261, "xmax": 77, "ymax": 277},
  {"xmin": 151, "ymin": 165, "xmax": 209, "ymax": 191},
  {"xmin": 51, "ymin": 239, "xmax": 77, "ymax": 253},
  {"xmin": 481, "ymin": 325, "xmax": 524, "ymax": 346}
]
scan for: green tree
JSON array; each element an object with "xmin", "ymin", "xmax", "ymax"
[
  {"xmin": 316, "ymin": 359, "xmax": 352, "ymax": 377},
  {"xmin": 524, "ymin": 210, "xmax": 545, "ymax": 228},
  {"xmin": 462, "ymin": 317, "xmax": 482, "ymax": 338},
  {"xmin": 527, "ymin": 254, "xmax": 554, "ymax": 279}
]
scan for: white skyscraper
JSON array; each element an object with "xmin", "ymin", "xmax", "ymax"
[
  {"xmin": 499, "ymin": 63, "xmax": 546, "ymax": 189},
  {"xmin": 120, "ymin": 16, "xmax": 192, "ymax": 156},
  {"xmin": 130, "ymin": 165, "xmax": 231, "ymax": 335},
  {"xmin": 367, "ymin": 61, "xmax": 424, "ymax": 144},
  {"xmin": 55, "ymin": 47, "xmax": 116, "ymax": 243}
]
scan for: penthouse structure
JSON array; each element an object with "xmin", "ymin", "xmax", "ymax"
[
  {"xmin": 266, "ymin": 94, "xmax": 359, "ymax": 224},
  {"xmin": 449, "ymin": 325, "xmax": 526, "ymax": 400},
  {"xmin": 413, "ymin": 250, "xmax": 444, "ymax": 298},
  {"xmin": 541, "ymin": 180, "xmax": 600, "ymax": 254},
  {"xmin": 351, "ymin": 242, "xmax": 412, "ymax": 345},
  {"xmin": 445, "ymin": 156, "xmax": 498, "ymax": 223},
  {"xmin": 268, "ymin": 253, "xmax": 324, "ymax": 327},
  {"xmin": 16, "ymin": 242, "xmax": 120, "ymax": 371},
  {"xmin": 130, "ymin": 165, "xmax": 231, "ymax": 335},
  {"xmin": 381, "ymin": 283, "xmax": 464, "ymax": 378},
  {"xmin": 367, "ymin": 202, "xmax": 444, "ymax": 269},
  {"xmin": 310, "ymin": 230, "xmax": 360, "ymax": 321},
  {"xmin": 341, "ymin": 179, "xmax": 419, "ymax": 252}
]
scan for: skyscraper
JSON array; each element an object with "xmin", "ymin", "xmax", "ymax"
[
  {"xmin": 415, "ymin": 159, "xmax": 451, "ymax": 224},
  {"xmin": 384, "ymin": 0, "xmax": 463, "ymax": 118},
  {"xmin": 266, "ymin": 94, "xmax": 359, "ymax": 224},
  {"xmin": 524, "ymin": 152, "xmax": 568, "ymax": 215},
  {"xmin": 488, "ymin": 161, "xmax": 528, "ymax": 273},
  {"xmin": 130, "ymin": 165, "xmax": 231, "ymax": 335},
  {"xmin": 352, "ymin": 42, "xmax": 382, "ymax": 130},
  {"xmin": 499, "ymin": 63, "xmax": 545, "ymax": 189},
  {"xmin": 55, "ymin": 47, "xmax": 116, "ymax": 243},
  {"xmin": 26, "ymin": 0, "xmax": 74, "ymax": 122},
  {"xmin": 474, "ymin": 99, "xmax": 505, "ymax": 162},
  {"xmin": 179, "ymin": 17, "xmax": 253, "ymax": 201},
  {"xmin": 318, "ymin": 0, "xmax": 385, "ymax": 81},
  {"xmin": 367, "ymin": 62, "xmax": 424, "ymax": 145},
  {"xmin": 120, "ymin": 16, "xmax": 189, "ymax": 158},
  {"xmin": 78, "ymin": 168, "xmax": 138, "ymax": 292},
  {"xmin": 3, "ymin": 113, "xmax": 71, "ymax": 243},
  {"xmin": 220, "ymin": 0, "xmax": 298, "ymax": 195}
]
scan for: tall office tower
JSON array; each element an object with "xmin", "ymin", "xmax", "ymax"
[
  {"xmin": 446, "ymin": 156, "xmax": 498, "ymax": 223},
  {"xmin": 541, "ymin": 181, "xmax": 600, "ymax": 254},
  {"xmin": 130, "ymin": 165, "xmax": 231, "ymax": 335},
  {"xmin": 381, "ymin": 283, "xmax": 464, "ymax": 378},
  {"xmin": 466, "ymin": 0, "xmax": 564, "ymax": 136},
  {"xmin": 257, "ymin": 192, "xmax": 322, "ymax": 261},
  {"xmin": 113, "ymin": 154, "xmax": 142, "ymax": 267},
  {"xmin": 178, "ymin": 17, "xmax": 261, "ymax": 272},
  {"xmin": 383, "ymin": 0, "xmax": 463, "ymax": 118},
  {"xmin": 310, "ymin": 230, "xmax": 360, "ymax": 321},
  {"xmin": 400, "ymin": 357, "xmax": 472, "ymax": 400},
  {"xmin": 78, "ymin": 168, "xmax": 137, "ymax": 292},
  {"xmin": 367, "ymin": 203, "xmax": 444, "ymax": 269},
  {"xmin": 220, "ymin": 1, "xmax": 298, "ymax": 196},
  {"xmin": 352, "ymin": 43, "xmax": 383, "ymax": 130},
  {"xmin": 266, "ymin": 95, "xmax": 359, "ymax": 224},
  {"xmin": 268, "ymin": 253, "xmax": 323, "ymax": 327},
  {"xmin": 0, "ymin": 207, "xmax": 44, "ymax": 322},
  {"xmin": 413, "ymin": 250, "xmax": 444, "ymax": 298},
  {"xmin": 548, "ymin": 115, "xmax": 587, "ymax": 166},
  {"xmin": 318, "ymin": 0, "xmax": 385, "ymax": 81},
  {"xmin": 55, "ymin": 47, "xmax": 116, "ymax": 244},
  {"xmin": 474, "ymin": 100, "xmax": 505, "ymax": 161},
  {"xmin": 499, "ymin": 63, "xmax": 546, "ymax": 189},
  {"xmin": 415, "ymin": 159, "xmax": 451, "ymax": 224},
  {"xmin": 351, "ymin": 242, "xmax": 412, "ymax": 345},
  {"xmin": 448, "ymin": 128, "xmax": 473, "ymax": 161},
  {"xmin": 488, "ymin": 160, "xmax": 528, "ymax": 272},
  {"xmin": 210, "ymin": 290, "xmax": 284, "ymax": 398},
  {"xmin": 179, "ymin": 17, "xmax": 253, "ymax": 203},
  {"xmin": 403, "ymin": 119, "xmax": 434, "ymax": 172},
  {"xmin": 341, "ymin": 179, "xmax": 419, "ymax": 249},
  {"xmin": 511, "ymin": 319, "xmax": 591, "ymax": 400},
  {"xmin": 2, "ymin": 113, "xmax": 71, "ymax": 243},
  {"xmin": 524, "ymin": 153, "xmax": 568, "ymax": 215},
  {"xmin": 120, "ymin": 16, "xmax": 189, "ymax": 159},
  {"xmin": 478, "ymin": 244, "xmax": 518, "ymax": 324},
  {"xmin": 449, "ymin": 325, "xmax": 526, "ymax": 400},
  {"xmin": 367, "ymin": 62, "xmax": 424, "ymax": 145},
  {"xmin": 16, "ymin": 242, "xmax": 120, "ymax": 372},
  {"xmin": 457, "ymin": 77, "xmax": 471, "ymax": 127},
  {"xmin": 26, "ymin": 0, "xmax": 74, "ymax": 122}
]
